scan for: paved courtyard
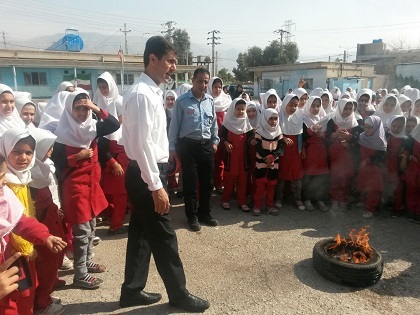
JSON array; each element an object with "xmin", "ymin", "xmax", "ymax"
[{"xmin": 57, "ymin": 194, "xmax": 420, "ymax": 315}]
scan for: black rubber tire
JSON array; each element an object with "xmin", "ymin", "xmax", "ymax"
[{"xmin": 312, "ymin": 238, "xmax": 383, "ymax": 287}]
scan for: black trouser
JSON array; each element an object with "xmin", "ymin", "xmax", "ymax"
[
  {"xmin": 178, "ymin": 137, "xmax": 214, "ymax": 219},
  {"xmin": 121, "ymin": 163, "xmax": 188, "ymax": 301},
  {"xmin": 302, "ymin": 174, "xmax": 329, "ymax": 201}
]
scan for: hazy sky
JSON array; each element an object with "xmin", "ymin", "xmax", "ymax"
[{"xmin": 2, "ymin": 0, "xmax": 420, "ymax": 70}]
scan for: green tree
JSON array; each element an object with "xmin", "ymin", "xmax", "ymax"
[
  {"xmin": 167, "ymin": 28, "xmax": 192, "ymax": 65},
  {"xmin": 233, "ymin": 41, "xmax": 299, "ymax": 80},
  {"xmin": 217, "ymin": 68, "xmax": 234, "ymax": 84}
]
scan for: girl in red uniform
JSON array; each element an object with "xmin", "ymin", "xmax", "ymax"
[
  {"xmin": 302, "ymin": 96, "xmax": 329, "ymax": 211},
  {"xmin": 276, "ymin": 94, "xmax": 306, "ymax": 211},
  {"xmin": 357, "ymin": 116, "xmax": 387, "ymax": 218},
  {"xmin": 401, "ymin": 124, "xmax": 420, "ymax": 223},
  {"xmin": 220, "ymin": 98, "xmax": 253, "ymax": 211},
  {"xmin": 326, "ymin": 98, "xmax": 361, "ymax": 211},
  {"xmin": 52, "ymin": 90, "xmax": 119, "ymax": 289},
  {"xmin": 374, "ymin": 94, "xmax": 402, "ymax": 131},
  {"xmin": 253, "ymin": 108, "xmax": 283, "ymax": 216},
  {"xmin": 207, "ymin": 77, "xmax": 231, "ymax": 194},
  {"xmin": 0, "ymin": 132, "xmax": 66, "ymax": 314},
  {"xmin": 29, "ymin": 128, "xmax": 67, "ymax": 314},
  {"xmin": 384, "ymin": 115, "xmax": 406, "ymax": 217},
  {"xmin": 94, "ymin": 72, "xmax": 129, "ymax": 235}
]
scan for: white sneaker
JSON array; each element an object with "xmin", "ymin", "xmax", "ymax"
[
  {"xmin": 59, "ymin": 255, "xmax": 73, "ymax": 270},
  {"xmin": 331, "ymin": 200, "xmax": 339, "ymax": 211},
  {"xmin": 35, "ymin": 303, "xmax": 65, "ymax": 315},
  {"xmin": 274, "ymin": 201, "xmax": 283, "ymax": 209},
  {"xmin": 304, "ymin": 200, "xmax": 315, "ymax": 211},
  {"xmin": 92, "ymin": 236, "xmax": 101, "ymax": 246},
  {"xmin": 317, "ymin": 201, "xmax": 328, "ymax": 212},
  {"xmin": 363, "ymin": 211, "xmax": 374, "ymax": 218}
]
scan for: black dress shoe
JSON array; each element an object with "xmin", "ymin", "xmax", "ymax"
[
  {"xmin": 198, "ymin": 214, "xmax": 219, "ymax": 226},
  {"xmin": 188, "ymin": 217, "xmax": 201, "ymax": 231},
  {"xmin": 170, "ymin": 293, "xmax": 210, "ymax": 312},
  {"xmin": 119, "ymin": 291, "xmax": 162, "ymax": 308}
]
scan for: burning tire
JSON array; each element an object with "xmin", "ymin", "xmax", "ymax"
[{"xmin": 313, "ymin": 238, "xmax": 383, "ymax": 287}]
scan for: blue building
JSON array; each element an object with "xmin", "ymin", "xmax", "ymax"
[{"xmin": 0, "ymin": 49, "xmax": 196, "ymax": 100}]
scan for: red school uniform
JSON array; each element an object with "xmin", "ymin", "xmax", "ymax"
[
  {"xmin": 302, "ymin": 125, "xmax": 328, "ymax": 175},
  {"xmin": 213, "ymin": 110, "xmax": 226, "ymax": 190},
  {"xmin": 278, "ymin": 134, "xmax": 304, "ymax": 181},
  {"xmin": 221, "ymin": 127, "xmax": 252, "ymax": 206},
  {"xmin": 0, "ymin": 214, "xmax": 51, "ymax": 315},
  {"xmin": 403, "ymin": 137, "xmax": 420, "ymax": 216},
  {"xmin": 356, "ymin": 146, "xmax": 386, "ymax": 212},
  {"xmin": 56, "ymin": 139, "xmax": 108, "ymax": 225},
  {"xmin": 327, "ymin": 121, "xmax": 360, "ymax": 203},
  {"xmin": 385, "ymin": 134, "xmax": 405, "ymax": 211}
]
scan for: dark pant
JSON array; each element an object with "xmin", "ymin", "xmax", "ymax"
[
  {"xmin": 121, "ymin": 164, "xmax": 188, "ymax": 301},
  {"xmin": 178, "ymin": 138, "xmax": 214, "ymax": 219}
]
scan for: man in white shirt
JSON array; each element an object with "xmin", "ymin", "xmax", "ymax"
[{"xmin": 119, "ymin": 36, "xmax": 210, "ymax": 313}]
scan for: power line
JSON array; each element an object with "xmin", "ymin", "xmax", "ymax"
[{"xmin": 119, "ymin": 23, "xmax": 131, "ymax": 54}]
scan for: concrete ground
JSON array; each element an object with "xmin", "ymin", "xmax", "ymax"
[{"xmin": 57, "ymin": 193, "xmax": 420, "ymax": 315}]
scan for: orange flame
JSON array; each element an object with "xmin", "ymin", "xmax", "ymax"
[{"xmin": 327, "ymin": 227, "xmax": 374, "ymax": 263}]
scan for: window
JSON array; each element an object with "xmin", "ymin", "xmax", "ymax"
[
  {"xmin": 116, "ymin": 73, "xmax": 134, "ymax": 85},
  {"xmin": 302, "ymin": 78, "xmax": 313, "ymax": 90},
  {"xmin": 24, "ymin": 72, "xmax": 47, "ymax": 85}
]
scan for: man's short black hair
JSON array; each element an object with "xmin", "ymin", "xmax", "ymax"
[
  {"xmin": 144, "ymin": 36, "xmax": 176, "ymax": 67},
  {"xmin": 193, "ymin": 67, "xmax": 210, "ymax": 79}
]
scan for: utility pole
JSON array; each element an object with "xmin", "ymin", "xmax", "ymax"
[
  {"xmin": 282, "ymin": 20, "xmax": 296, "ymax": 43},
  {"xmin": 161, "ymin": 21, "xmax": 176, "ymax": 42},
  {"xmin": 273, "ymin": 29, "xmax": 290, "ymax": 46},
  {"xmin": 215, "ymin": 51, "xmax": 218, "ymax": 76},
  {"xmin": 2, "ymin": 31, "xmax": 6, "ymax": 49},
  {"xmin": 343, "ymin": 50, "xmax": 347, "ymax": 63},
  {"xmin": 207, "ymin": 30, "xmax": 220, "ymax": 77},
  {"xmin": 119, "ymin": 23, "xmax": 131, "ymax": 54}
]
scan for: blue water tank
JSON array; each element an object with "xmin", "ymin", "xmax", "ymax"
[
  {"xmin": 46, "ymin": 29, "xmax": 84, "ymax": 52},
  {"xmin": 372, "ymin": 39, "xmax": 383, "ymax": 44}
]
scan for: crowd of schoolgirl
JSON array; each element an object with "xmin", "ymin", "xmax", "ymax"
[
  {"xmin": 1, "ymin": 69, "xmax": 420, "ymax": 315},
  {"xmin": 187, "ymin": 79, "xmax": 420, "ymax": 224}
]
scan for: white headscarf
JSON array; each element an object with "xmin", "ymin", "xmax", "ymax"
[
  {"xmin": 303, "ymin": 96, "xmax": 326, "ymax": 129},
  {"xmin": 356, "ymin": 89, "xmax": 376, "ymax": 111},
  {"xmin": 358, "ymin": 115, "xmax": 387, "ymax": 151},
  {"xmin": 256, "ymin": 108, "xmax": 282, "ymax": 139},
  {"xmin": 390, "ymin": 88, "xmax": 400, "ymax": 96},
  {"xmin": 332, "ymin": 98, "xmax": 359, "ymax": 129},
  {"xmin": 29, "ymin": 128, "xmax": 57, "ymax": 189},
  {"xmin": 279, "ymin": 94, "xmax": 303, "ymax": 135},
  {"xmin": 405, "ymin": 88, "xmax": 420, "ymax": 105},
  {"xmin": 309, "ymin": 87, "xmax": 324, "ymax": 98},
  {"xmin": 246, "ymin": 101, "xmax": 259, "ymax": 128},
  {"xmin": 54, "ymin": 81, "xmax": 74, "ymax": 94},
  {"xmin": 175, "ymin": 83, "xmax": 192, "ymax": 97},
  {"xmin": 0, "ymin": 185, "xmax": 24, "ymax": 255},
  {"xmin": 0, "ymin": 84, "xmax": 25, "ymax": 136},
  {"xmin": 321, "ymin": 91, "xmax": 335, "ymax": 114},
  {"xmin": 401, "ymin": 85, "xmax": 411, "ymax": 95},
  {"xmin": 38, "ymin": 91, "xmax": 70, "ymax": 132},
  {"xmin": 410, "ymin": 123, "xmax": 420, "ymax": 143},
  {"xmin": 388, "ymin": 115, "xmax": 407, "ymax": 139},
  {"xmin": 55, "ymin": 90, "xmax": 97, "ymax": 149},
  {"xmin": 374, "ymin": 94, "xmax": 402, "ymax": 129},
  {"xmin": 92, "ymin": 72, "xmax": 123, "ymax": 141},
  {"xmin": 398, "ymin": 94, "xmax": 412, "ymax": 117},
  {"xmin": 207, "ymin": 77, "xmax": 231, "ymax": 112},
  {"xmin": 262, "ymin": 89, "xmax": 282, "ymax": 111},
  {"xmin": 164, "ymin": 90, "xmax": 177, "ymax": 121},
  {"xmin": 222, "ymin": 98, "xmax": 253, "ymax": 135},
  {"xmin": 0, "ymin": 128, "xmax": 36, "ymax": 185},
  {"xmin": 14, "ymin": 92, "xmax": 36, "ymax": 128},
  {"xmin": 293, "ymin": 88, "xmax": 308, "ymax": 99},
  {"xmin": 331, "ymin": 87, "xmax": 341, "ymax": 100}
]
